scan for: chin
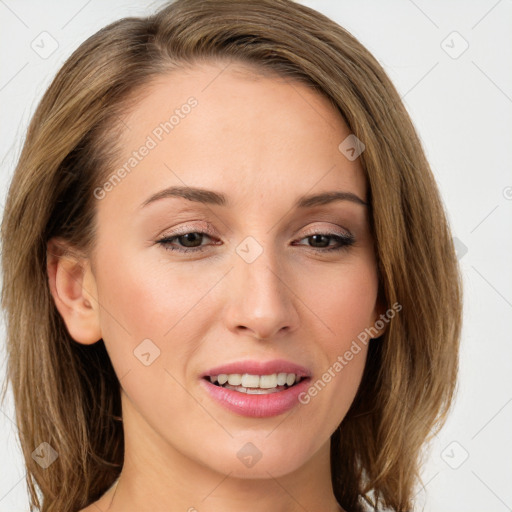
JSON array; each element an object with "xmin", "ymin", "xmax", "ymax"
[{"xmin": 201, "ymin": 433, "xmax": 316, "ymax": 479}]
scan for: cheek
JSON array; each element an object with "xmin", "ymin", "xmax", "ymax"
[
  {"xmin": 93, "ymin": 253, "xmax": 207, "ymax": 421},
  {"xmin": 297, "ymin": 256, "xmax": 379, "ymax": 346},
  {"xmin": 94, "ymin": 249, "xmax": 223, "ymax": 376},
  {"xmin": 292, "ymin": 258, "xmax": 377, "ymax": 427},
  {"xmin": 96, "ymin": 247, "xmax": 195, "ymax": 335}
]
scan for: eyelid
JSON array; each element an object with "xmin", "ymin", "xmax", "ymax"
[
  {"xmin": 299, "ymin": 223, "xmax": 352, "ymax": 238},
  {"xmin": 157, "ymin": 221, "xmax": 354, "ymax": 247},
  {"xmin": 159, "ymin": 221, "xmax": 216, "ymax": 238}
]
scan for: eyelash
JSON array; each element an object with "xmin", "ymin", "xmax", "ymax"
[{"xmin": 156, "ymin": 229, "xmax": 355, "ymax": 254}]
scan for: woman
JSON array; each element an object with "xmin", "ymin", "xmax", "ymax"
[{"xmin": 0, "ymin": 0, "xmax": 462, "ymax": 511}]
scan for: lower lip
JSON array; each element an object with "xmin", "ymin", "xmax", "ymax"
[{"xmin": 200, "ymin": 377, "xmax": 310, "ymax": 418}]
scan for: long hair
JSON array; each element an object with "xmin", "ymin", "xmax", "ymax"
[{"xmin": 1, "ymin": 1, "xmax": 463, "ymax": 510}]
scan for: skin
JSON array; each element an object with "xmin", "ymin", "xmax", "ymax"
[{"xmin": 47, "ymin": 60, "xmax": 387, "ymax": 512}]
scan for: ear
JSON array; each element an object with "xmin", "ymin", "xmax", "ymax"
[
  {"xmin": 370, "ymin": 291, "xmax": 389, "ymax": 339},
  {"xmin": 46, "ymin": 238, "xmax": 102, "ymax": 345}
]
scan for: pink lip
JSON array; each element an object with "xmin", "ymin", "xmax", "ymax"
[
  {"xmin": 199, "ymin": 359, "xmax": 312, "ymax": 418},
  {"xmin": 200, "ymin": 359, "xmax": 311, "ymax": 378},
  {"xmin": 200, "ymin": 376, "xmax": 311, "ymax": 418}
]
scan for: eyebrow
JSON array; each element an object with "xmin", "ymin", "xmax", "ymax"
[{"xmin": 140, "ymin": 186, "xmax": 368, "ymax": 209}]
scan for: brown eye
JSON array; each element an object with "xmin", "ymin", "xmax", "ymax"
[
  {"xmin": 294, "ymin": 232, "xmax": 355, "ymax": 252},
  {"xmin": 158, "ymin": 231, "xmax": 216, "ymax": 253},
  {"xmin": 308, "ymin": 234, "xmax": 331, "ymax": 248},
  {"xmin": 176, "ymin": 232, "xmax": 205, "ymax": 248}
]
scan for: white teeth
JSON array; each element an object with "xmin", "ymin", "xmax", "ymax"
[
  {"xmin": 241, "ymin": 374, "xmax": 260, "ymax": 388},
  {"xmin": 259, "ymin": 374, "xmax": 278, "ymax": 388},
  {"xmin": 222, "ymin": 384, "xmax": 283, "ymax": 394},
  {"xmin": 227, "ymin": 374, "xmax": 242, "ymax": 386},
  {"xmin": 286, "ymin": 373, "xmax": 296, "ymax": 386},
  {"xmin": 208, "ymin": 372, "xmax": 302, "ymax": 390},
  {"xmin": 276, "ymin": 373, "xmax": 287, "ymax": 386},
  {"xmin": 245, "ymin": 387, "xmax": 278, "ymax": 394}
]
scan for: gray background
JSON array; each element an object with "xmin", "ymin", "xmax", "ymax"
[{"xmin": 1, "ymin": 0, "xmax": 511, "ymax": 510}]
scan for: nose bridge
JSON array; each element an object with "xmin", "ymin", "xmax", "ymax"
[{"xmin": 225, "ymin": 235, "xmax": 299, "ymax": 339}]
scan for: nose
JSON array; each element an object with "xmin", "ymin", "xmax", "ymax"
[{"xmin": 223, "ymin": 245, "xmax": 300, "ymax": 341}]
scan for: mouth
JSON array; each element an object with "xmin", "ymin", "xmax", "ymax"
[
  {"xmin": 203, "ymin": 372, "xmax": 307, "ymax": 395},
  {"xmin": 199, "ymin": 359, "xmax": 312, "ymax": 417}
]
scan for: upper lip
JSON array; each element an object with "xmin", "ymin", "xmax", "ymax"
[{"xmin": 201, "ymin": 359, "xmax": 311, "ymax": 378}]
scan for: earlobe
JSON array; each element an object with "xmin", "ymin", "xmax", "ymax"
[
  {"xmin": 371, "ymin": 295, "xmax": 389, "ymax": 339},
  {"xmin": 46, "ymin": 238, "xmax": 102, "ymax": 345}
]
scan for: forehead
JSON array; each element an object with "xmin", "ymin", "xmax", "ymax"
[{"xmin": 100, "ymin": 61, "xmax": 367, "ymax": 215}]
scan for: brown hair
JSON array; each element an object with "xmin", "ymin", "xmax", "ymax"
[{"xmin": 1, "ymin": 0, "xmax": 463, "ymax": 510}]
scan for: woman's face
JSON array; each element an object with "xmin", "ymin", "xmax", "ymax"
[{"xmin": 86, "ymin": 61, "xmax": 384, "ymax": 479}]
